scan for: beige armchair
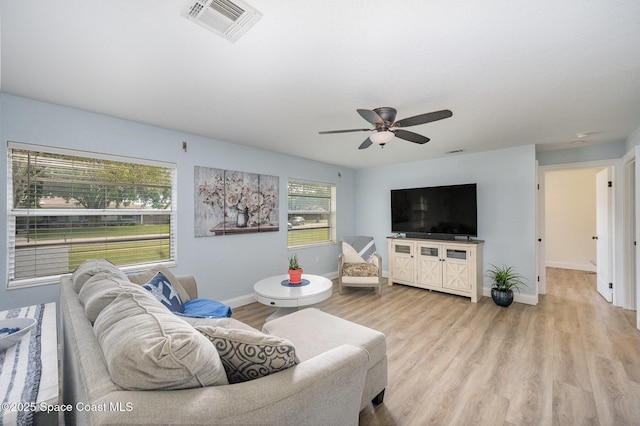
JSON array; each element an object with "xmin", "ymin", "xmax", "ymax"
[{"xmin": 338, "ymin": 237, "xmax": 382, "ymax": 296}]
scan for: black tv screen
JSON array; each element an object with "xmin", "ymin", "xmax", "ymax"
[{"xmin": 391, "ymin": 183, "xmax": 477, "ymax": 238}]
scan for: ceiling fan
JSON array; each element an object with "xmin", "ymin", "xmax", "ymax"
[{"xmin": 319, "ymin": 107, "xmax": 453, "ymax": 149}]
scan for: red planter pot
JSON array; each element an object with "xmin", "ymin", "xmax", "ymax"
[{"xmin": 288, "ymin": 268, "xmax": 303, "ymax": 284}]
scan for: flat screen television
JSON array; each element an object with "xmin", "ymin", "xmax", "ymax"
[{"xmin": 391, "ymin": 183, "xmax": 477, "ymax": 238}]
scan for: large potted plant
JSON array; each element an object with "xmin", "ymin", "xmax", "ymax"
[
  {"xmin": 486, "ymin": 264, "xmax": 527, "ymax": 307},
  {"xmin": 288, "ymin": 253, "xmax": 303, "ymax": 284}
]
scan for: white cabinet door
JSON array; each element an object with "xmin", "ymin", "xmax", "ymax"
[
  {"xmin": 391, "ymin": 242, "xmax": 414, "ymax": 283},
  {"xmin": 443, "ymin": 247, "xmax": 471, "ymax": 291},
  {"xmin": 417, "ymin": 243, "xmax": 443, "ymax": 287}
]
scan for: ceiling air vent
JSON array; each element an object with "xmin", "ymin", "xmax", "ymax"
[{"xmin": 183, "ymin": 0, "xmax": 262, "ymax": 43}]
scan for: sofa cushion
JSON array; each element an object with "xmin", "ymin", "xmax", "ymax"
[
  {"xmin": 196, "ymin": 326, "xmax": 299, "ymax": 384},
  {"xmin": 263, "ymin": 308, "xmax": 386, "ymax": 370},
  {"xmin": 94, "ymin": 291, "xmax": 228, "ymax": 390},
  {"xmin": 142, "ymin": 271, "xmax": 185, "ymax": 313},
  {"xmin": 71, "ymin": 258, "xmax": 127, "ymax": 293},
  {"xmin": 181, "ymin": 316, "xmax": 259, "ymax": 332},
  {"xmin": 78, "ymin": 272, "xmax": 150, "ymax": 323},
  {"xmin": 127, "ymin": 265, "xmax": 191, "ymax": 303}
]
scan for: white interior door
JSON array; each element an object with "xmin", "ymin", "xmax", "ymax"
[{"xmin": 596, "ymin": 168, "xmax": 612, "ymax": 302}]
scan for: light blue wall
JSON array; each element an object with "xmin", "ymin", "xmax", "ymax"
[
  {"xmin": 0, "ymin": 94, "xmax": 357, "ymax": 310},
  {"xmin": 626, "ymin": 125, "xmax": 640, "ymax": 152},
  {"xmin": 536, "ymin": 141, "xmax": 627, "ymax": 166},
  {"xmin": 0, "ymin": 94, "xmax": 552, "ymax": 308},
  {"xmin": 354, "ymin": 145, "xmax": 539, "ymax": 298}
]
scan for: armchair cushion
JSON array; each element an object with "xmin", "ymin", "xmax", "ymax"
[{"xmin": 342, "ymin": 262, "xmax": 378, "ymax": 277}]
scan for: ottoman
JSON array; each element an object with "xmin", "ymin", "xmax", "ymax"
[{"xmin": 262, "ymin": 308, "xmax": 387, "ymax": 410}]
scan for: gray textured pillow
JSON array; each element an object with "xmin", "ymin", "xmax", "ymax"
[
  {"xmin": 127, "ymin": 265, "xmax": 191, "ymax": 303},
  {"xmin": 78, "ymin": 272, "xmax": 150, "ymax": 324},
  {"xmin": 71, "ymin": 259, "xmax": 127, "ymax": 293},
  {"xmin": 196, "ymin": 326, "xmax": 299, "ymax": 384},
  {"xmin": 94, "ymin": 291, "xmax": 228, "ymax": 390}
]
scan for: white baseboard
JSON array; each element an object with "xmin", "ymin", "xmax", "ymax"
[
  {"xmin": 325, "ymin": 271, "xmax": 339, "ymax": 280},
  {"xmin": 546, "ymin": 260, "xmax": 596, "ymax": 272},
  {"xmin": 222, "ymin": 293, "xmax": 256, "ymax": 309}
]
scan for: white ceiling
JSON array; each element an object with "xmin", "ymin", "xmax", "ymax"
[{"xmin": 1, "ymin": 0, "xmax": 639, "ymax": 169}]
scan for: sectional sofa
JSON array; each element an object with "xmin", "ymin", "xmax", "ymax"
[{"xmin": 60, "ymin": 260, "xmax": 386, "ymax": 425}]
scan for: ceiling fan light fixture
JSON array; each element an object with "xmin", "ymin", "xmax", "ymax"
[
  {"xmin": 318, "ymin": 106, "xmax": 452, "ymax": 150},
  {"xmin": 370, "ymin": 131, "xmax": 395, "ymax": 145}
]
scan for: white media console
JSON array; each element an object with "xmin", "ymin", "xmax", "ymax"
[{"xmin": 387, "ymin": 236, "xmax": 484, "ymax": 302}]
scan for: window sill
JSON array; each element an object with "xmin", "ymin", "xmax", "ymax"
[
  {"xmin": 288, "ymin": 241, "xmax": 336, "ymax": 250},
  {"xmin": 7, "ymin": 260, "xmax": 177, "ymax": 290}
]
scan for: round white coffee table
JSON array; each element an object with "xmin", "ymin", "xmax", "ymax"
[{"xmin": 254, "ymin": 274, "xmax": 333, "ymax": 321}]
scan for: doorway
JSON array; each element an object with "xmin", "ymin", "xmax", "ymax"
[
  {"xmin": 544, "ymin": 167, "xmax": 606, "ymax": 290},
  {"xmin": 539, "ymin": 158, "xmax": 640, "ymax": 332},
  {"xmin": 538, "ymin": 161, "xmax": 618, "ymax": 302}
]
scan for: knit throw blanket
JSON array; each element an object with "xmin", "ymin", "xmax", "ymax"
[
  {"xmin": 0, "ymin": 304, "xmax": 44, "ymax": 426},
  {"xmin": 342, "ymin": 236, "xmax": 376, "ymax": 262}
]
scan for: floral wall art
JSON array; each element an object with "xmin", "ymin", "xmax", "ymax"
[{"xmin": 194, "ymin": 166, "xmax": 279, "ymax": 236}]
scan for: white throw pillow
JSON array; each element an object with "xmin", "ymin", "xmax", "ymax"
[
  {"xmin": 94, "ymin": 291, "xmax": 228, "ymax": 390},
  {"xmin": 342, "ymin": 242, "xmax": 367, "ymax": 263}
]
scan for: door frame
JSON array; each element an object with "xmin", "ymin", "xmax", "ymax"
[
  {"xmin": 636, "ymin": 146, "xmax": 640, "ymax": 330},
  {"xmin": 538, "ymin": 159, "xmax": 627, "ymax": 308},
  {"xmin": 622, "ymin": 149, "xmax": 637, "ymax": 312}
]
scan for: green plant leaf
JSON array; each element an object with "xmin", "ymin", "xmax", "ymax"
[{"xmin": 485, "ymin": 264, "xmax": 528, "ymax": 292}]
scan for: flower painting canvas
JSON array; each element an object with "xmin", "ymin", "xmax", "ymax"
[{"xmin": 194, "ymin": 166, "xmax": 279, "ymax": 236}]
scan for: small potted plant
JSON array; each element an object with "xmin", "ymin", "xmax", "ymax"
[
  {"xmin": 288, "ymin": 253, "xmax": 303, "ymax": 284},
  {"xmin": 486, "ymin": 264, "xmax": 527, "ymax": 307}
]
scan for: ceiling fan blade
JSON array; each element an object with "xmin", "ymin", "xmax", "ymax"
[
  {"xmin": 394, "ymin": 129, "xmax": 430, "ymax": 144},
  {"xmin": 358, "ymin": 137, "xmax": 373, "ymax": 149},
  {"xmin": 319, "ymin": 128, "xmax": 372, "ymax": 134},
  {"xmin": 394, "ymin": 109, "xmax": 453, "ymax": 128},
  {"xmin": 357, "ymin": 109, "xmax": 384, "ymax": 125}
]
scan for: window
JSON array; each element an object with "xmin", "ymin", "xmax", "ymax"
[
  {"xmin": 287, "ymin": 180, "xmax": 336, "ymax": 247},
  {"xmin": 7, "ymin": 142, "xmax": 176, "ymax": 288}
]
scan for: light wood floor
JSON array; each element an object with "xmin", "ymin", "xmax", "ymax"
[{"xmin": 232, "ymin": 268, "xmax": 640, "ymax": 425}]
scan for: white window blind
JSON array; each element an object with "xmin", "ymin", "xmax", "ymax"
[
  {"xmin": 7, "ymin": 142, "xmax": 176, "ymax": 288},
  {"xmin": 287, "ymin": 180, "xmax": 336, "ymax": 248}
]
